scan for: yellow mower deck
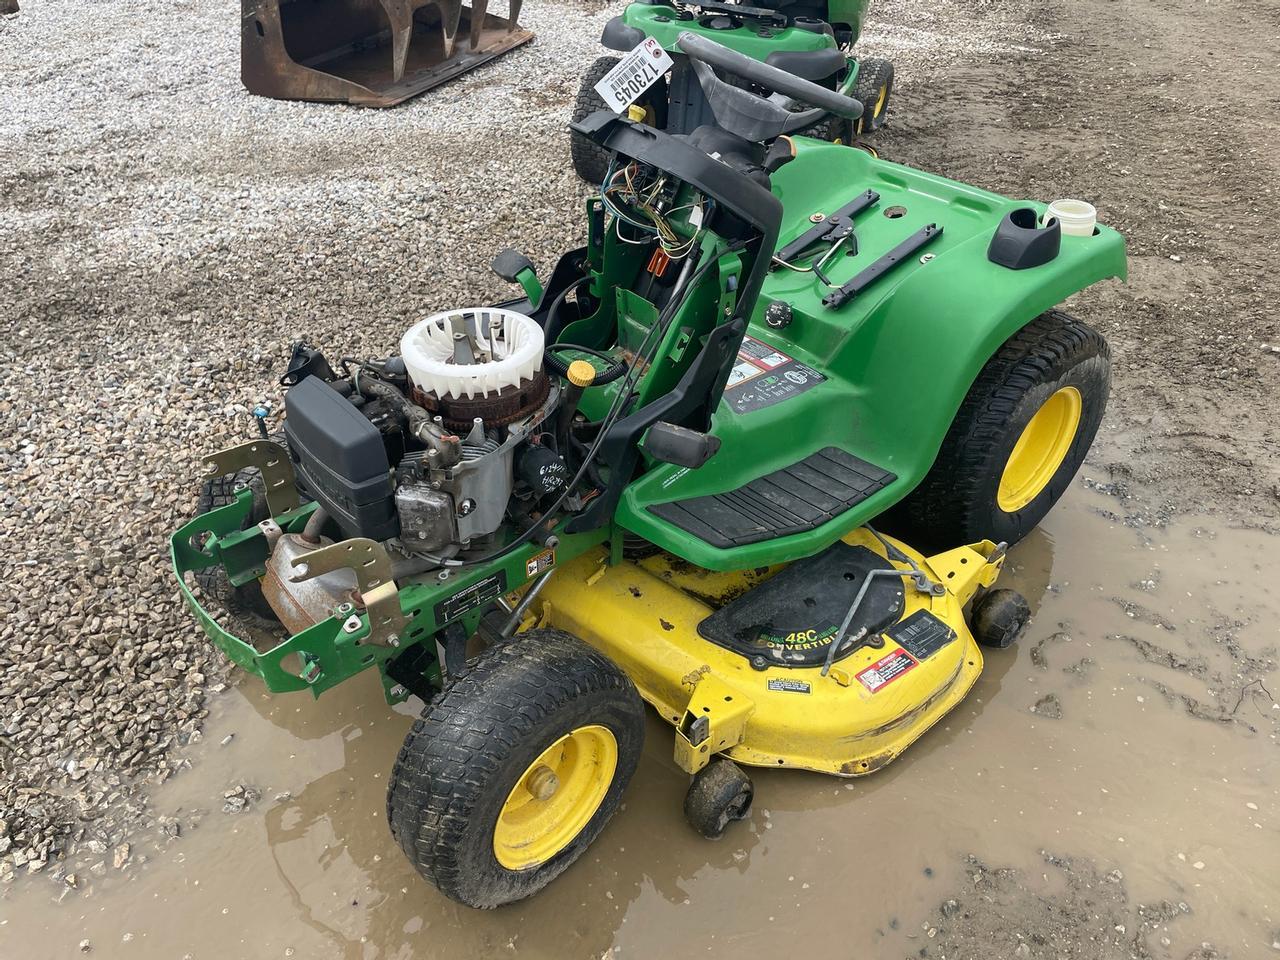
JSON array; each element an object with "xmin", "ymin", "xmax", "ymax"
[{"xmin": 527, "ymin": 528, "xmax": 1003, "ymax": 777}]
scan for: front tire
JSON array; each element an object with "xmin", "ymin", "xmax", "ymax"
[
  {"xmin": 888, "ymin": 310, "xmax": 1110, "ymax": 551},
  {"xmin": 386, "ymin": 629, "xmax": 644, "ymax": 908}
]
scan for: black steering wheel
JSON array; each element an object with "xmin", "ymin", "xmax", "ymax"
[{"xmin": 677, "ymin": 31, "xmax": 864, "ymax": 144}]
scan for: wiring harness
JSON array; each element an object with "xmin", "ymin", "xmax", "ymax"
[{"xmin": 599, "ymin": 159, "xmax": 713, "ymax": 261}]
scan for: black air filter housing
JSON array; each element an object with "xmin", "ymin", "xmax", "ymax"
[{"xmin": 283, "ymin": 377, "xmax": 398, "ymax": 541}]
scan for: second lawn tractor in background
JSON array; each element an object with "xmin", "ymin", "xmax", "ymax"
[
  {"xmin": 571, "ymin": 0, "xmax": 893, "ymax": 182},
  {"xmin": 174, "ymin": 33, "xmax": 1123, "ymax": 909}
]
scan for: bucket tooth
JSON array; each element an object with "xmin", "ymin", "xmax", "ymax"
[
  {"xmin": 468, "ymin": 0, "xmax": 488, "ymax": 50},
  {"xmin": 381, "ymin": 0, "xmax": 416, "ymax": 82},
  {"xmin": 436, "ymin": 0, "xmax": 463, "ymax": 59}
]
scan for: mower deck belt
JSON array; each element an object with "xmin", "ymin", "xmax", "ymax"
[
  {"xmin": 697, "ymin": 542, "xmax": 906, "ymax": 668},
  {"xmin": 822, "ymin": 223, "xmax": 943, "ymax": 309},
  {"xmin": 647, "ymin": 446, "xmax": 894, "ymax": 549}
]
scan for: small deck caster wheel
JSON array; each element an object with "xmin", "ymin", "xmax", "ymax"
[
  {"xmin": 684, "ymin": 757, "xmax": 753, "ymax": 839},
  {"xmin": 971, "ymin": 588, "xmax": 1031, "ymax": 648}
]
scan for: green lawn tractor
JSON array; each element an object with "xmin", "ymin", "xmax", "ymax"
[
  {"xmin": 570, "ymin": 0, "xmax": 893, "ymax": 183},
  {"xmin": 172, "ymin": 34, "xmax": 1124, "ymax": 909}
]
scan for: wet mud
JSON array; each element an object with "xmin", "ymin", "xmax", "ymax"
[{"xmin": 4, "ymin": 487, "xmax": 1276, "ymax": 959}]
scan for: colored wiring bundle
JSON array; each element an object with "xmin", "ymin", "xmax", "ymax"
[{"xmin": 599, "ymin": 159, "xmax": 711, "ymax": 261}]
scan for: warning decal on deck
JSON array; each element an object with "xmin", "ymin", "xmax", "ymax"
[
  {"xmin": 724, "ymin": 335, "xmax": 826, "ymax": 415},
  {"xmin": 856, "ymin": 648, "xmax": 918, "ymax": 693},
  {"xmin": 884, "ymin": 610, "xmax": 957, "ymax": 661},
  {"xmin": 767, "ymin": 677, "xmax": 812, "ymax": 694}
]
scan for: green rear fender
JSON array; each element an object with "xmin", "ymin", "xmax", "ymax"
[
  {"xmin": 842, "ymin": 221, "xmax": 1127, "ymax": 488},
  {"xmin": 615, "ymin": 212, "xmax": 1125, "ymax": 570},
  {"xmin": 620, "ymin": 5, "xmax": 840, "ymax": 57},
  {"xmin": 826, "ymin": 0, "xmax": 870, "ymax": 39}
]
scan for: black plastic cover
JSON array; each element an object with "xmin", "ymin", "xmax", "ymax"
[
  {"xmin": 698, "ymin": 542, "xmax": 905, "ymax": 668},
  {"xmin": 284, "ymin": 376, "xmax": 398, "ymax": 541},
  {"xmin": 763, "ymin": 47, "xmax": 845, "ymax": 82},
  {"xmin": 601, "ymin": 15, "xmax": 645, "ymax": 51},
  {"xmin": 987, "ymin": 207, "xmax": 1061, "ymax": 270}
]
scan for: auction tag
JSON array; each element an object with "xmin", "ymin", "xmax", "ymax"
[{"xmin": 594, "ymin": 38, "xmax": 674, "ymax": 113}]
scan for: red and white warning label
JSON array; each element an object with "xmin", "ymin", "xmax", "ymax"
[
  {"xmin": 856, "ymin": 648, "xmax": 919, "ymax": 693},
  {"xmin": 726, "ymin": 335, "xmax": 792, "ymax": 387},
  {"xmin": 724, "ymin": 335, "xmax": 826, "ymax": 415}
]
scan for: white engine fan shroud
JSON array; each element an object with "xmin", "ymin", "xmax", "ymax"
[{"xmin": 400, "ymin": 307, "xmax": 544, "ymax": 400}]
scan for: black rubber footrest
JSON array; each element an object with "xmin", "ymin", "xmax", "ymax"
[{"xmin": 648, "ymin": 447, "xmax": 895, "ymax": 549}]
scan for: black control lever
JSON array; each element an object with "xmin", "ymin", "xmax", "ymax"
[
  {"xmin": 642, "ymin": 422, "xmax": 722, "ymax": 469},
  {"xmin": 774, "ymin": 189, "xmax": 879, "ymax": 265},
  {"xmin": 822, "ymin": 223, "xmax": 943, "ymax": 309},
  {"xmin": 694, "ymin": 1, "xmax": 788, "ymax": 25}
]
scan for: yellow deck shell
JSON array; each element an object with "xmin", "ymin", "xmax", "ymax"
[{"xmin": 529, "ymin": 528, "xmax": 1003, "ymax": 777}]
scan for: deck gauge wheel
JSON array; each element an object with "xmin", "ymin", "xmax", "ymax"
[
  {"xmin": 683, "ymin": 757, "xmax": 754, "ymax": 839},
  {"xmin": 970, "ymin": 588, "xmax": 1031, "ymax": 649}
]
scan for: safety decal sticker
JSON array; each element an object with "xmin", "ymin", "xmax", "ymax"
[
  {"xmin": 724, "ymin": 335, "xmax": 826, "ymax": 415},
  {"xmin": 856, "ymin": 648, "xmax": 918, "ymax": 693},
  {"xmin": 767, "ymin": 677, "xmax": 812, "ymax": 694},
  {"xmin": 884, "ymin": 610, "xmax": 957, "ymax": 661},
  {"xmin": 525, "ymin": 547, "xmax": 556, "ymax": 580},
  {"xmin": 434, "ymin": 571, "xmax": 508, "ymax": 623}
]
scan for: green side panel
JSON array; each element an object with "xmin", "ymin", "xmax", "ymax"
[
  {"xmin": 623, "ymin": 5, "xmax": 838, "ymax": 57},
  {"xmin": 618, "ymin": 139, "xmax": 1127, "ymax": 570}
]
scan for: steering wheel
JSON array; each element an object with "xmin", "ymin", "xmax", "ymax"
[{"xmin": 677, "ymin": 31, "xmax": 864, "ymax": 144}]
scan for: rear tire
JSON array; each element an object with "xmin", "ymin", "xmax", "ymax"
[
  {"xmin": 886, "ymin": 310, "xmax": 1110, "ymax": 552},
  {"xmin": 571, "ymin": 56, "xmax": 623, "ymax": 185},
  {"xmin": 386, "ymin": 629, "xmax": 644, "ymax": 908},
  {"xmin": 853, "ymin": 57, "xmax": 893, "ymax": 135}
]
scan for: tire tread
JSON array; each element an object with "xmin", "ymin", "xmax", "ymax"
[
  {"xmin": 386, "ymin": 629, "xmax": 643, "ymax": 908},
  {"xmin": 890, "ymin": 310, "xmax": 1110, "ymax": 549}
]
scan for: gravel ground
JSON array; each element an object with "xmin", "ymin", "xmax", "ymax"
[{"xmin": 2, "ymin": 0, "xmax": 1275, "ymax": 900}]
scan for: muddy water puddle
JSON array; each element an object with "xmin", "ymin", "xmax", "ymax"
[{"xmin": 3, "ymin": 487, "xmax": 1277, "ymax": 959}]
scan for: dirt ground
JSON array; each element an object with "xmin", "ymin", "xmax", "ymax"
[
  {"xmin": 2, "ymin": 0, "xmax": 1279, "ymax": 956},
  {"xmin": 877, "ymin": 0, "xmax": 1280, "ymax": 534}
]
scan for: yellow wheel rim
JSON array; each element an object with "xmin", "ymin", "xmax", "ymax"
[
  {"xmin": 873, "ymin": 82, "xmax": 889, "ymax": 118},
  {"xmin": 997, "ymin": 386, "xmax": 1083, "ymax": 512},
  {"xmin": 493, "ymin": 724, "xmax": 617, "ymax": 870}
]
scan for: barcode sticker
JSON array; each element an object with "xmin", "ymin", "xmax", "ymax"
[{"xmin": 594, "ymin": 38, "xmax": 675, "ymax": 113}]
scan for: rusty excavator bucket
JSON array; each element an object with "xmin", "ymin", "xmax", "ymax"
[{"xmin": 241, "ymin": 0, "xmax": 533, "ymax": 107}]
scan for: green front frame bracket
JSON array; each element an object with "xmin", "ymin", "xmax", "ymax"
[{"xmin": 171, "ymin": 489, "xmax": 613, "ymax": 703}]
